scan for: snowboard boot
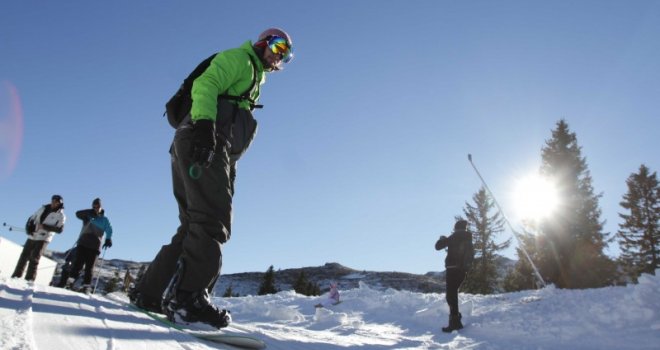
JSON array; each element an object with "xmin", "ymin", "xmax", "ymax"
[
  {"xmin": 442, "ymin": 313, "xmax": 463, "ymax": 333},
  {"xmin": 129, "ymin": 289, "xmax": 163, "ymax": 314},
  {"xmin": 57, "ymin": 269, "xmax": 71, "ymax": 288},
  {"xmin": 64, "ymin": 277, "xmax": 76, "ymax": 290},
  {"xmin": 24, "ymin": 267, "xmax": 37, "ymax": 282},
  {"xmin": 164, "ymin": 289, "xmax": 231, "ymax": 329},
  {"xmin": 79, "ymin": 284, "xmax": 92, "ymax": 295}
]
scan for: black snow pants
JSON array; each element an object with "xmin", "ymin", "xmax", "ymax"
[
  {"xmin": 136, "ymin": 125, "xmax": 233, "ymax": 300},
  {"xmin": 445, "ymin": 268, "xmax": 467, "ymax": 316},
  {"xmin": 67, "ymin": 245, "xmax": 99, "ymax": 285},
  {"xmin": 12, "ymin": 239, "xmax": 48, "ymax": 281}
]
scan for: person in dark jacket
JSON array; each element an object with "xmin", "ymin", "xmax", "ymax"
[
  {"xmin": 12, "ymin": 194, "xmax": 66, "ymax": 281},
  {"xmin": 54, "ymin": 246, "xmax": 77, "ymax": 286},
  {"xmin": 58, "ymin": 198, "xmax": 113, "ymax": 293},
  {"xmin": 130, "ymin": 28, "xmax": 293, "ymax": 329},
  {"xmin": 435, "ymin": 219, "xmax": 473, "ymax": 332}
]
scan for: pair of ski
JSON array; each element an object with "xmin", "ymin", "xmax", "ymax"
[{"xmin": 125, "ymin": 302, "xmax": 266, "ymax": 349}]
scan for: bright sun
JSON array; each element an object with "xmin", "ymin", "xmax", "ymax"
[{"xmin": 513, "ymin": 174, "xmax": 559, "ymax": 221}]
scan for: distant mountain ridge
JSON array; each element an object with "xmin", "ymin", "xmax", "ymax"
[
  {"xmin": 215, "ymin": 262, "xmax": 447, "ymax": 297},
  {"xmin": 45, "ymin": 251, "xmax": 516, "ymax": 296}
]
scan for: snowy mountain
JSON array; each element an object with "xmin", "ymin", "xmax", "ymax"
[
  {"xmin": 45, "ymin": 251, "xmax": 516, "ymax": 296},
  {"xmin": 1, "ymin": 270, "xmax": 658, "ymax": 349},
  {"xmin": 215, "ymin": 262, "xmax": 452, "ymax": 297}
]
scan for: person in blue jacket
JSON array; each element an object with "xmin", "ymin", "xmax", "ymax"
[{"xmin": 58, "ymin": 198, "xmax": 113, "ymax": 293}]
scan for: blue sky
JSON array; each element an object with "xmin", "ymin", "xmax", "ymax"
[{"xmin": 1, "ymin": 0, "xmax": 658, "ymax": 275}]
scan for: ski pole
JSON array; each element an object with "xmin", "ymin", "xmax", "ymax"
[
  {"xmin": 467, "ymin": 154, "xmax": 547, "ymax": 288},
  {"xmin": 92, "ymin": 247, "xmax": 107, "ymax": 295},
  {"xmin": 2, "ymin": 222, "xmax": 26, "ymax": 232}
]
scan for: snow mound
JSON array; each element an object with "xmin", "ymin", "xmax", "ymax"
[{"xmin": 1, "ymin": 270, "xmax": 659, "ymax": 349}]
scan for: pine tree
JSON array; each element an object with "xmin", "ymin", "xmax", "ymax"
[
  {"xmin": 513, "ymin": 119, "xmax": 614, "ymax": 288},
  {"xmin": 307, "ymin": 281, "xmax": 320, "ymax": 296},
  {"xmin": 617, "ymin": 164, "xmax": 660, "ymax": 282},
  {"xmin": 258, "ymin": 265, "xmax": 278, "ymax": 295},
  {"xmin": 293, "ymin": 271, "xmax": 310, "ymax": 295},
  {"xmin": 292, "ymin": 272, "xmax": 320, "ymax": 296},
  {"xmin": 222, "ymin": 284, "xmax": 239, "ymax": 297},
  {"xmin": 503, "ymin": 233, "xmax": 541, "ymax": 291},
  {"xmin": 461, "ymin": 187, "xmax": 511, "ymax": 294}
]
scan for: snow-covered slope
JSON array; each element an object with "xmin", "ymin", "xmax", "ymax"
[{"xmin": 1, "ymin": 271, "xmax": 659, "ymax": 350}]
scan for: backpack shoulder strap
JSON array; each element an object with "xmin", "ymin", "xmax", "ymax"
[
  {"xmin": 242, "ymin": 54, "xmax": 261, "ymax": 102},
  {"xmin": 219, "ymin": 52, "xmax": 263, "ymax": 110},
  {"xmin": 183, "ymin": 54, "xmax": 217, "ymax": 91}
]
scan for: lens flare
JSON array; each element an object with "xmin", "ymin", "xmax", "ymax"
[
  {"xmin": 513, "ymin": 174, "xmax": 559, "ymax": 221},
  {"xmin": 0, "ymin": 80, "xmax": 24, "ymax": 180}
]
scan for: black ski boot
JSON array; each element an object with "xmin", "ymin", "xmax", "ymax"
[
  {"xmin": 129, "ymin": 288, "xmax": 163, "ymax": 314},
  {"xmin": 442, "ymin": 313, "xmax": 463, "ymax": 333},
  {"xmin": 164, "ymin": 289, "xmax": 231, "ymax": 329},
  {"xmin": 63, "ymin": 277, "xmax": 76, "ymax": 290},
  {"xmin": 79, "ymin": 284, "xmax": 92, "ymax": 295}
]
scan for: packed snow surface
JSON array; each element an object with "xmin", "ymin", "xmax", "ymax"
[{"xmin": 1, "ymin": 273, "xmax": 659, "ymax": 349}]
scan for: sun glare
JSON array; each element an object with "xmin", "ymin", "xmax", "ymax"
[{"xmin": 513, "ymin": 174, "xmax": 559, "ymax": 221}]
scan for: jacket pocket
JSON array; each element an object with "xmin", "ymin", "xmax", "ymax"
[
  {"xmin": 229, "ymin": 108, "xmax": 258, "ymax": 162},
  {"xmin": 215, "ymin": 99, "xmax": 257, "ymax": 162}
]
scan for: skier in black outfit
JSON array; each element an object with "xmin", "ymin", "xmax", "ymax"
[{"xmin": 435, "ymin": 219, "xmax": 473, "ymax": 332}]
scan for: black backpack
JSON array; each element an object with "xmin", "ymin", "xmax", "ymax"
[
  {"xmin": 25, "ymin": 216, "xmax": 36, "ymax": 235},
  {"xmin": 458, "ymin": 232, "xmax": 474, "ymax": 270},
  {"xmin": 164, "ymin": 53, "xmax": 262, "ymax": 129}
]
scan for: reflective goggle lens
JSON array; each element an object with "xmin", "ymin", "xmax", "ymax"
[{"xmin": 268, "ymin": 36, "xmax": 293, "ymax": 63}]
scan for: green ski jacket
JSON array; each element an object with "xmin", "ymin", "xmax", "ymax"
[{"xmin": 190, "ymin": 41, "xmax": 265, "ymax": 122}]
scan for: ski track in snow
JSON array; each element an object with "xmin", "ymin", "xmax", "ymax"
[
  {"xmin": 0, "ymin": 280, "xmax": 37, "ymax": 350},
  {"xmin": 1, "ymin": 278, "xmax": 235, "ymax": 350},
  {"xmin": 1, "ymin": 273, "xmax": 660, "ymax": 349}
]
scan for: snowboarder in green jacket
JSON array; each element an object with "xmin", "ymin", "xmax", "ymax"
[{"xmin": 131, "ymin": 28, "xmax": 293, "ymax": 329}]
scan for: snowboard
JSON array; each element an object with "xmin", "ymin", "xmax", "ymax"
[
  {"xmin": 314, "ymin": 300, "xmax": 342, "ymax": 308},
  {"xmin": 124, "ymin": 301, "xmax": 266, "ymax": 349}
]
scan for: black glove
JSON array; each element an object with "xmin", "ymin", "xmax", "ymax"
[
  {"xmin": 191, "ymin": 119, "xmax": 216, "ymax": 168},
  {"xmin": 102, "ymin": 238, "xmax": 112, "ymax": 249},
  {"xmin": 435, "ymin": 236, "xmax": 448, "ymax": 251}
]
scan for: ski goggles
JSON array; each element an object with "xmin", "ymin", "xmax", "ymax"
[{"xmin": 267, "ymin": 35, "xmax": 293, "ymax": 64}]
